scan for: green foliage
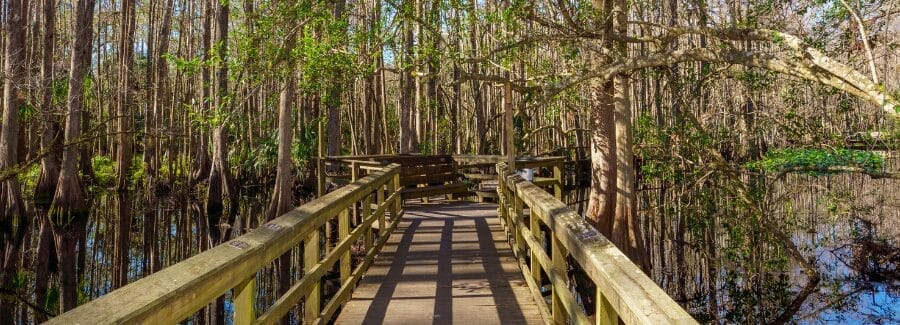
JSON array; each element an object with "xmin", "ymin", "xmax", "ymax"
[
  {"xmin": 513, "ymin": 115, "xmax": 526, "ymax": 152},
  {"xmin": 232, "ymin": 133, "xmax": 277, "ymax": 175},
  {"xmin": 44, "ymin": 287, "xmax": 59, "ymax": 313},
  {"xmin": 51, "ymin": 77, "xmax": 68, "ymax": 106},
  {"xmin": 418, "ymin": 141, "xmax": 433, "ymax": 155},
  {"xmin": 12, "ymin": 270, "xmax": 30, "ymax": 289},
  {"xmin": 736, "ymin": 69, "xmax": 775, "ymax": 91},
  {"xmin": 19, "ymin": 102, "xmax": 37, "ymax": 121},
  {"xmin": 91, "ymin": 156, "xmax": 116, "ymax": 188},
  {"xmin": 186, "ymin": 103, "xmax": 232, "ymax": 131},
  {"xmin": 19, "ymin": 163, "xmax": 41, "ymax": 194},
  {"xmin": 163, "ymin": 53, "xmax": 203, "ymax": 76},
  {"xmin": 293, "ymin": 119, "xmax": 320, "ymax": 169},
  {"xmin": 745, "ymin": 148, "xmax": 885, "ymax": 174},
  {"xmin": 129, "ymin": 155, "xmax": 145, "ymax": 188}
]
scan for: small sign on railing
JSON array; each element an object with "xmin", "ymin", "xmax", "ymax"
[{"xmin": 229, "ymin": 240, "xmax": 251, "ymax": 250}]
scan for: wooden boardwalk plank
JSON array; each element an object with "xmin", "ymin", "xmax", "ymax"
[{"xmin": 335, "ymin": 200, "xmax": 544, "ymax": 325}]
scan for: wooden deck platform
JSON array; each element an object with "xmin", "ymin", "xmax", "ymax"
[{"xmin": 335, "ymin": 200, "xmax": 544, "ymax": 324}]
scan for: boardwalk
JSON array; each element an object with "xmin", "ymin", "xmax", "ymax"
[{"xmin": 335, "ymin": 200, "xmax": 544, "ymax": 324}]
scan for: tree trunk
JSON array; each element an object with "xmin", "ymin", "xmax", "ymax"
[
  {"xmin": 266, "ymin": 33, "xmax": 298, "ymax": 324},
  {"xmin": 192, "ymin": 0, "xmax": 213, "ymax": 185},
  {"xmin": 399, "ymin": 4, "xmax": 417, "ymax": 154},
  {"xmin": 112, "ymin": 192, "xmax": 132, "ymax": 289},
  {"xmin": 115, "ymin": 0, "xmax": 136, "ymax": 191},
  {"xmin": 50, "ymin": 0, "xmax": 94, "ymax": 312},
  {"xmin": 586, "ymin": 76, "xmax": 617, "ymax": 235},
  {"xmin": 610, "ymin": 0, "xmax": 649, "ymax": 271},
  {"xmin": 33, "ymin": 2, "xmax": 60, "ymax": 317},
  {"xmin": 0, "ymin": 0, "xmax": 30, "ymax": 321},
  {"xmin": 585, "ymin": 0, "xmax": 649, "ymax": 271}
]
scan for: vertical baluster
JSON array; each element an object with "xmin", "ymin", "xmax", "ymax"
[
  {"xmin": 364, "ymin": 191, "xmax": 375, "ymax": 251},
  {"xmin": 392, "ymin": 171, "xmax": 401, "ymax": 219},
  {"xmin": 339, "ymin": 208, "xmax": 351, "ymax": 284},
  {"xmin": 376, "ymin": 183, "xmax": 385, "ymax": 233},
  {"xmin": 551, "ymin": 233, "xmax": 567, "ymax": 324},
  {"xmin": 233, "ymin": 276, "xmax": 255, "ymax": 325},
  {"xmin": 351, "ymin": 161, "xmax": 360, "ymax": 229},
  {"xmin": 553, "ymin": 161, "xmax": 563, "ymax": 200},
  {"xmin": 596, "ymin": 290, "xmax": 618, "ymax": 325},
  {"xmin": 317, "ymin": 120, "xmax": 325, "ymax": 197},
  {"xmin": 497, "ymin": 172, "xmax": 507, "ymax": 230},
  {"xmin": 304, "ymin": 229, "xmax": 321, "ymax": 323},
  {"xmin": 524, "ymin": 188, "xmax": 539, "ymax": 287}
]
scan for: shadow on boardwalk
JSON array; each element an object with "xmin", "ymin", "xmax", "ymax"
[{"xmin": 335, "ymin": 200, "xmax": 543, "ymax": 325}]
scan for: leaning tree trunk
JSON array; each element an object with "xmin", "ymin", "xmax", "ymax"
[
  {"xmin": 0, "ymin": 0, "xmax": 30, "ymax": 322},
  {"xmin": 50, "ymin": 0, "xmax": 94, "ymax": 313}
]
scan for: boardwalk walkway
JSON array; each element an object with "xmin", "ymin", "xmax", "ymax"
[{"xmin": 335, "ymin": 200, "xmax": 543, "ymax": 324}]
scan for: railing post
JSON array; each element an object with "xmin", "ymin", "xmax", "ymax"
[
  {"xmin": 317, "ymin": 119, "xmax": 325, "ymax": 197},
  {"xmin": 517, "ymin": 189, "xmax": 533, "ymax": 282},
  {"xmin": 551, "ymin": 232, "xmax": 567, "ymax": 324},
  {"xmin": 304, "ymin": 229, "xmax": 321, "ymax": 323},
  {"xmin": 339, "ymin": 208, "xmax": 351, "ymax": 284},
  {"xmin": 497, "ymin": 173, "xmax": 507, "ymax": 229},
  {"xmin": 393, "ymin": 172, "xmax": 401, "ymax": 219},
  {"xmin": 377, "ymin": 183, "xmax": 385, "ymax": 233},
  {"xmin": 233, "ymin": 277, "xmax": 255, "ymax": 325},
  {"xmin": 597, "ymin": 291, "xmax": 618, "ymax": 325},
  {"xmin": 365, "ymin": 191, "xmax": 375, "ymax": 251},
  {"xmin": 351, "ymin": 161, "xmax": 360, "ymax": 228},
  {"xmin": 553, "ymin": 160, "xmax": 563, "ymax": 200}
]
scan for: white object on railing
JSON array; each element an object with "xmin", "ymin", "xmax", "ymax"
[{"xmin": 517, "ymin": 168, "xmax": 534, "ymax": 181}]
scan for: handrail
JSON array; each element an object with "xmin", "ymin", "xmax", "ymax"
[
  {"xmin": 496, "ymin": 162, "xmax": 696, "ymax": 325},
  {"xmin": 48, "ymin": 164, "xmax": 405, "ymax": 325}
]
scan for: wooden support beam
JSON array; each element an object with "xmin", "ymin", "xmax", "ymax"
[
  {"xmin": 597, "ymin": 291, "xmax": 619, "ymax": 325},
  {"xmin": 339, "ymin": 208, "xmax": 351, "ymax": 283},
  {"xmin": 232, "ymin": 277, "xmax": 255, "ymax": 325},
  {"xmin": 551, "ymin": 232, "xmax": 566, "ymax": 324},
  {"xmin": 304, "ymin": 230, "xmax": 322, "ymax": 323},
  {"xmin": 317, "ymin": 119, "xmax": 326, "ymax": 197}
]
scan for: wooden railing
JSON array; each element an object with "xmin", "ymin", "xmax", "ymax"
[
  {"xmin": 496, "ymin": 163, "xmax": 697, "ymax": 324},
  {"xmin": 48, "ymin": 164, "xmax": 405, "ymax": 325},
  {"xmin": 318, "ymin": 154, "xmax": 567, "ymax": 202}
]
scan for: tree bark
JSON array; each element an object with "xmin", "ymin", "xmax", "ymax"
[
  {"xmin": 0, "ymin": 0, "xmax": 30, "ymax": 321},
  {"xmin": 610, "ymin": 0, "xmax": 649, "ymax": 271},
  {"xmin": 33, "ymin": 1, "xmax": 59, "ymax": 318},
  {"xmin": 399, "ymin": 0, "xmax": 418, "ymax": 153},
  {"xmin": 266, "ymin": 35, "xmax": 297, "ymax": 325},
  {"xmin": 326, "ymin": 0, "xmax": 348, "ymax": 158},
  {"xmin": 115, "ymin": 0, "xmax": 136, "ymax": 191},
  {"xmin": 192, "ymin": 0, "xmax": 213, "ymax": 185},
  {"xmin": 50, "ymin": 0, "xmax": 94, "ymax": 312}
]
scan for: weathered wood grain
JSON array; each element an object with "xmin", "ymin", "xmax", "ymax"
[{"xmin": 334, "ymin": 201, "xmax": 544, "ymax": 325}]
